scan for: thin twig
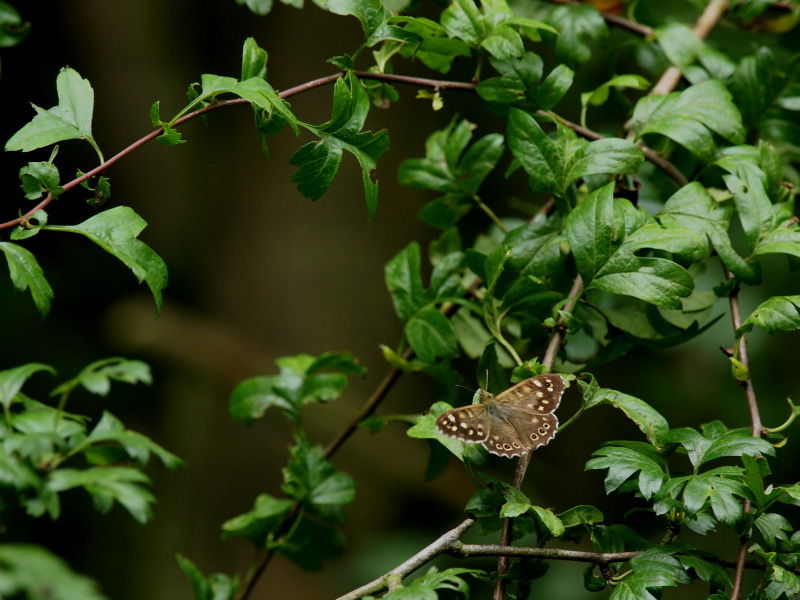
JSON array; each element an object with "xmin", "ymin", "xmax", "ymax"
[
  {"xmin": 336, "ymin": 518, "xmax": 476, "ymax": 600},
  {"xmin": 493, "ymin": 273, "xmax": 584, "ymax": 599},
  {"xmin": 724, "ymin": 266, "xmax": 763, "ymax": 600}
]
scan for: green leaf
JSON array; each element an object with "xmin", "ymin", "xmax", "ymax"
[
  {"xmin": 281, "ymin": 436, "xmax": 355, "ymax": 525},
  {"xmin": 50, "ymin": 357, "xmax": 151, "ymax": 398},
  {"xmin": 398, "ymin": 119, "xmax": 504, "ymax": 228},
  {"xmin": 19, "ymin": 161, "xmax": 63, "ymax": 200},
  {"xmin": 405, "ymin": 305, "xmax": 459, "ymax": 364},
  {"xmin": 6, "ymin": 68, "xmax": 102, "ymax": 159},
  {"xmin": 0, "ymin": 544, "xmax": 108, "ymax": 600},
  {"xmin": 228, "ymin": 353, "xmax": 356, "ymax": 425},
  {"xmin": 290, "ymin": 71, "xmax": 389, "ymax": 212},
  {"xmin": 385, "ymin": 242, "xmax": 426, "ymax": 322},
  {"xmin": 547, "ymin": 4, "xmax": 608, "ymax": 68},
  {"xmin": 274, "ymin": 516, "xmax": 345, "ymax": 571},
  {"xmin": 755, "ymin": 512, "xmax": 792, "ymax": 550},
  {"xmin": 0, "ymin": 363, "xmax": 55, "ymax": 411},
  {"xmin": 724, "ymin": 166, "xmax": 774, "ymax": 252},
  {"xmin": 738, "ymin": 295, "xmax": 800, "ymax": 336},
  {"xmin": 681, "ymin": 470, "xmax": 751, "ymax": 525},
  {"xmin": 82, "ymin": 411, "xmax": 183, "ymax": 470},
  {"xmin": 43, "ymin": 207, "xmax": 167, "ymax": 313},
  {"xmin": 676, "ymin": 553, "xmax": 732, "ymax": 587},
  {"xmin": 579, "ymin": 378, "xmax": 670, "ymax": 445},
  {"xmin": 221, "ymin": 493, "xmax": 294, "ymax": 545},
  {"xmin": 655, "ymin": 23, "xmax": 703, "ymax": 69},
  {"xmin": 383, "ymin": 567, "xmax": 480, "ymax": 600},
  {"xmin": 0, "ymin": 242, "xmax": 54, "ymax": 316},
  {"xmin": 630, "ymin": 547, "xmax": 692, "ymax": 585},
  {"xmin": 0, "ymin": 4, "xmax": 31, "ymax": 48},
  {"xmin": 46, "ymin": 467, "xmax": 155, "ymax": 523},
  {"xmin": 586, "ymin": 446, "xmax": 666, "ymax": 499},
  {"xmin": 566, "ymin": 184, "xmax": 694, "ymax": 309},
  {"xmin": 633, "ymin": 79, "xmax": 745, "ymax": 161},
  {"xmin": 241, "ymin": 37, "xmax": 268, "ymax": 81},
  {"xmin": 477, "ymin": 53, "xmax": 573, "ymax": 113}
]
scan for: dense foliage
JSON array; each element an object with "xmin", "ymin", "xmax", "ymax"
[{"xmin": 1, "ymin": 0, "xmax": 800, "ymax": 599}]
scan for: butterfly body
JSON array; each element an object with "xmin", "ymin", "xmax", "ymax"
[{"xmin": 435, "ymin": 374, "xmax": 565, "ymax": 458}]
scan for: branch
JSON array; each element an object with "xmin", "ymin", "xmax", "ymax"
[
  {"xmin": 724, "ymin": 266, "xmax": 763, "ymax": 600},
  {"xmin": 336, "ymin": 518, "xmax": 476, "ymax": 600},
  {"xmin": 494, "ymin": 273, "xmax": 584, "ymax": 599}
]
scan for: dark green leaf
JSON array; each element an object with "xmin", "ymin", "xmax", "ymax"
[
  {"xmin": 405, "ymin": 306, "xmax": 459, "ymax": 364},
  {"xmin": 275, "ymin": 517, "xmax": 344, "ymax": 571},
  {"xmin": 586, "ymin": 446, "xmax": 666, "ymax": 499},
  {"xmin": 0, "ymin": 242, "xmax": 54, "ymax": 316},
  {"xmin": 755, "ymin": 512, "xmax": 792, "ymax": 550},
  {"xmin": 220, "ymin": 493, "xmax": 293, "ymax": 545},
  {"xmin": 281, "ymin": 436, "xmax": 355, "ymax": 525},
  {"xmin": 579, "ymin": 377, "xmax": 670, "ymax": 445},
  {"xmin": 547, "ymin": 4, "xmax": 608, "ymax": 68},
  {"xmin": 384, "ymin": 242, "xmax": 426, "ymax": 322},
  {"xmin": 44, "ymin": 207, "xmax": 167, "ymax": 313},
  {"xmin": 51, "ymin": 357, "xmax": 151, "ymax": 398},
  {"xmin": 290, "ymin": 71, "xmax": 389, "ymax": 210},
  {"xmin": 46, "ymin": 467, "xmax": 155, "ymax": 523}
]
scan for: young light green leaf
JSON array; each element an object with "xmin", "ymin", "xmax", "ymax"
[
  {"xmin": 6, "ymin": 68, "xmax": 102, "ymax": 160},
  {"xmin": 0, "ymin": 242, "xmax": 54, "ymax": 316},
  {"xmin": 241, "ymin": 36, "xmax": 268, "ymax": 81},
  {"xmin": 19, "ymin": 161, "xmax": 63, "ymax": 200},
  {"xmin": 42, "ymin": 206, "xmax": 167, "ymax": 313}
]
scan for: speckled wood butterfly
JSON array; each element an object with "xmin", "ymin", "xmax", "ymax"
[{"xmin": 435, "ymin": 374, "xmax": 565, "ymax": 458}]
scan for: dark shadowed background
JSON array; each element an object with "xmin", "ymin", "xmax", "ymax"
[{"xmin": 1, "ymin": 2, "xmax": 799, "ymax": 599}]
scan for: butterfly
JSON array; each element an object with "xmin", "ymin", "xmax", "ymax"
[{"xmin": 435, "ymin": 374, "xmax": 565, "ymax": 458}]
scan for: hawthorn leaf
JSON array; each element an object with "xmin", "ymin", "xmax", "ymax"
[
  {"xmin": 6, "ymin": 68, "xmax": 101, "ymax": 159},
  {"xmin": 737, "ymin": 295, "xmax": 800, "ymax": 336},
  {"xmin": 0, "ymin": 242, "xmax": 54, "ymax": 316},
  {"xmin": 43, "ymin": 207, "xmax": 167, "ymax": 314},
  {"xmin": 586, "ymin": 446, "xmax": 666, "ymax": 499}
]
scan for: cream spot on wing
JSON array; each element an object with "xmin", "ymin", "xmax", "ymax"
[{"xmin": 533, "ymin": 380, "xmax": 543, "ymax": 387}]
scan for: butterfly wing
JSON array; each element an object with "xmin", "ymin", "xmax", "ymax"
[
  {"xmin": 435, "ymin": 374, "xmax": 565, "ymax": 459},
  {"xmin": 484, "ymin": 375, "xmax": 564, "ymax": 457},
  {"xmin": 436, "ymin": 404, "xmax": 491, "ymax": 444}
]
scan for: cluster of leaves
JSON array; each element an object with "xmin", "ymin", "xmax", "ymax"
[
  {"xmin": 0, "ymin": 358, "xmax": 181, "ymax": 598},
  {"xmin": 178, "ymin": 353, "xmax": 366, "ymax": 595},
  {"xmin": 3, "ymin": 0, "xmax": 800, "ymax": 598}
]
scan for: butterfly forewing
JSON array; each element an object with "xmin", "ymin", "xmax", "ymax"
[{"xmin": 435, "ymin": 374, "xmax": 565, "ymax": 458}]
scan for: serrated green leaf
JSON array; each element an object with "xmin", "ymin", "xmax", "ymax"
[
  {"xmin": 0, "ymin": 242, "xmax": 54, "ymax": 316},
  {"xmin": 43, "ymin": 207, "xmax": 167, "ymax": 313},
  {"xmin": 677, "ymin": 553, "xmax": 732, "ymax": 587},
  {"xmin": 738, "ymin": 295, "xmax": 800, "ymax": 336},
  {"xmin": 51, "ymin": 357, "xmax": 151, "ymax": 398},
  {"xmin": 700, "ymin": 429, "xmax": 775, "ymax": 467},
  {"xmin": 241, "ymin": 37, "xmax": 268, "ymax": 81},
  {"xmin": 46, "ymin": 467, "xmax": 155, "ymax": 523},
  {"xmin": 290, "ymin": 71, "xmax": 388, "ymax": 210},
  {"xmin": 682, "ymin": 471, "xmax": 750, "ymax": 525},
  {"xmin": 630, "ymin": 548, "xmax": 692, "ymax": 585},
  {"xmin": 19, "ymin": 161, "xmax": 63, "ymax": 200},
  {"xmin": 586, "ymin": 446, "xmax": 666, "ymax": 499},
  {"xmin": 547, "ymin": 4, "xmax": 608, "ymax": 68},
  {"xmin": 281, "ymin": 436, "xmax": 355, "ymax": 525},
  {"xmin": 579, "ymin": 379, "xmax": 669, "ymax": 445},
  {"xmin": 566, "ymin": 184, "xmax": 694, "ymax": 309},
  {"xmin": 6, "ymin": 68, "xmax": 101, "ymax": 159},
  {"xmin": 755, "ymin": 512, "xmax": 792, "ymax": 550}
]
